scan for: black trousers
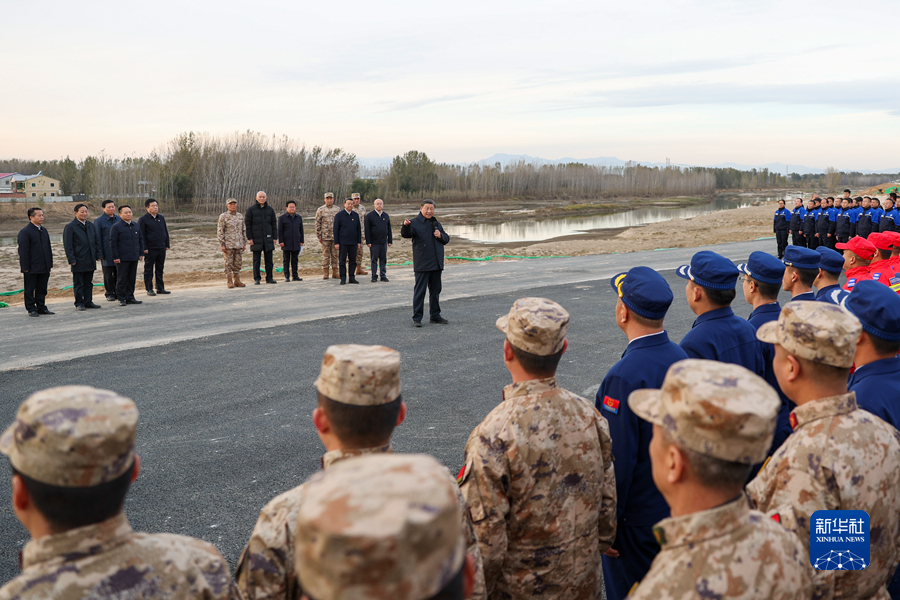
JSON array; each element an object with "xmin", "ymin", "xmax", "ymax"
[
  {"xmin": 116, "ymin": 261, "xmax": 139, "ymax": 301},
  {"xmin": 102, "ymin": 265, "xmax": 118, "ymax": 298},
  {"xmin": 282, "ymin": 249, "xmax": 299, "ymax": 279},
  {"xmin": 252, "ymin": 250, "xmax": 274, "ymax": 282},
  {"xmin": 775, "ymin": 230, "xmax": 788, "ymax": 258},
  {"xmin": 837, "ymin": 235, "xmax": 850, "ymax": 244},
  {"xmin": 791, "ymin": 231, "xmax": 805, "ymax": 247},
  {"xmin": 72, "ymin": 270, "xmax": 95, "ymax": 307},
  {"xmin": 807, "ymin": 234, "xmax": 819, "ymax": 249},
  {"xmin": 370, "ymin": 244, "xmax": 387, "ymax": 278},
  {"xmin": 413, "ymin": 270, "xmax": 442, "ymax": 321},
  {"xmin": 144, "ymin": 248, "xmax": 166, "ymax": 291},
  {"xmin": 23, "ymin": 272, "xmax": 50, "ymax": 313},
  {"xmin": 338, "ymin": 245, "xmax": 358, "ymax": 281},
  {"xmin": 825, "ymin": 234, "xmax": 837, "ymax": 250}
]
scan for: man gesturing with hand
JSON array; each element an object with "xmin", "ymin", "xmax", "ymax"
[{"xmin": 401, "ymin": 200, "xmax": 449, "ymax": 327}]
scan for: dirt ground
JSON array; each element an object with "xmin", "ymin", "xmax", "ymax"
[{"xmin": 0, "ymin": 192, "xmax": 871, "ymax": 307}]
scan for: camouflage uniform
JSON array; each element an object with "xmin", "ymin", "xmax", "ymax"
[
  {"xmin": 459, "ymin": 298, "xmax": 617, "ymax": 599},
  {"xmin": 747, "ymin": 301, "xmax": 900, "ymax": 600},
  {"xmin": 236, "ymin": 345, "xmax": 486, "ymax": 600},
  {"xmin": 626, "ymin": 360, "xmax": 814, "ymax": 600},
  {"xmin": 315, "ymin": 194, "xmax": 340, "ymax": 277},
  {"xmin": 294, "ymin": 453, "xmax": 468, "ymax": 600},
  {"xmin": 0, "ymin": 386, "xmax": 241, "ymax": 600},
  {"xmin": 217, "ymin": 199, "xmax": 246, "ymax": 285},
  {"xmin": 352, "ymin": 193, "xmax": 367, "ymax": 275}
]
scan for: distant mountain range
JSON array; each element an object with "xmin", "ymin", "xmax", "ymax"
[{"xmin": 356, "ymin": 153, "xmax": 899, "ymax": 175}]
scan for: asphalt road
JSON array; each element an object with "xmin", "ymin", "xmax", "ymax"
[{"xmin": 0, "ymin": 239, "xmax": 792, "ymax": 583}]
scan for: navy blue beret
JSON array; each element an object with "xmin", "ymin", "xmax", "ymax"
[
  {"xmin": 610, "ymin": 266, "xmax": 674, "ymax": 320},
  {"xmin": 737, "ymin": 251, "xmax": 785, "ymax": 285},
  {"xmin": 783, "ymin": 246, "xmax": 820, "ymax": 270},
  {"xmin": 816, "ymin": 246, "xmax": 845, "ymax": 274},
  {"xmin": 676, "ymin": 251, "xmax": 739, "ymax": 290}
]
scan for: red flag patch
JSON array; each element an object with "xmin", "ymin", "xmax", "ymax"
[
  {"xmin": 602, "ymin": 396, "xmax": 620, "ymax": 414},
  {"xmin": 771, "ymin": 513, "xmax": 781, "ymax": 523},
  {"xmin": 456, "ymin": 465, "xmax": 466, "ymax": 484},
  {"xmin": 789, "ymin": 412, "xmax": 798, "ymax": 431}
]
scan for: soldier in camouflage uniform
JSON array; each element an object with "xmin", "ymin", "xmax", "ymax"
[
  {"xmin": 315, "ymin": 192, "xmax": 341, "ymax": 279},
  {"xmin": 352, "ymin": 192, "xmax": 368, "ymax": 276},
  {"xmin": 0, "ymin": 386, "xmax": 240, "ymax": 600},
  {"xmin": 293, "ymin": 453, "xmax": 477, "ymax": 600},
  {"xmin": 217, "ymin": 197, "xmax": 247, "ymax": 288},
  {"xmin": 459, "ymin": 297, "xmax": 617, "ymax": 600},
  {"xmin": 626, "ymin": 360, "xmax": 814, "ymax": 600},
  {"xmin": 236, "ymin": 344, "xmax": 486, "ymax": 600},
  {"xmin": 747, "ymin": 301, "xmax": 900, "ymax": 600}
]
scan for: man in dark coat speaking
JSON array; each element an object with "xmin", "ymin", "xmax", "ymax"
[
  {"xmin": 62, "ymin": 203, "xmax": 101, "ymax": 311},
  {"xmin": 332, "ymin": 197, "xmax": 362, "ymax": 285},
  {"xmin": 246, "ymin": 191, "xmax": 278, "ymax": 284},
  {"xmin": 401, "ymin": 200, "xmax": 450, "ymax": 327}
]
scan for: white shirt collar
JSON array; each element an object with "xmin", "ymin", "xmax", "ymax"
[{"xmin": 627, "ymin": 330, "xmax": 666, "ymax": 345}]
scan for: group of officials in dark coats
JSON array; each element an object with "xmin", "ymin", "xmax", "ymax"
[{"xmin": 17, "ymin": 199, "xmax": 172, "ymax": 315}]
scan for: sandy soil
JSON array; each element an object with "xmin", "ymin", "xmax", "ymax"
[{"xmin": 0, "ymin": 196, "xmax": 800, "ymax": 307}]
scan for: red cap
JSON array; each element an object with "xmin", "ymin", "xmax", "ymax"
[
  {"xmin": 835, "ymin": 236, "xmax": 877, "ymax": 260},
  {"xmin": 867, "ymin": 232, "xmax": 894, "ymax": 251},
  {"xmin": 885, "ymin": 232, "xmax": 900, "ymax": 248}
]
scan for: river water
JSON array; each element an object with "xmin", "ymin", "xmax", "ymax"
[{"xmin": 445, "ymin": 193, "xmax": 789, "ymax": 244}]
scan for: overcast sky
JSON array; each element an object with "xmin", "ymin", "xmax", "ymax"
[{"xmin": 5, "ymin": 0, "xmax": 899, "ymax": 169}]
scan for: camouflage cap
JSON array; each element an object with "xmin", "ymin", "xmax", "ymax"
[
  {"xmin": 0, "ymin": 386, "xmax": 138, "ymax": 487},
  {"xmin": 325, "ymin": 192, "xmax": 334, "ymax": 198},
  {"xmin": 629, "ymin": 359, "xmax": 779, "ymax": 464},
  {"xmin": 295, "ymin": 453, "xmax": 466, "ymax": 600},
  {"xmin": 496, "ymin": 297, "xmax": 569, "ymax": 356},
  {"xmin": 351, "ymin": 193, "xmax": 361, "ymax": 199},
  {"xmin": 756, "ymin": 301, "xmax": 861, "ymax": 368},
  {"xmin": 226, "ymin": 198, "xmax": 237, "ymax": 205},
  {"xmin": 314, "ymin": 344, "xmax": 401, "ymax": 406}
]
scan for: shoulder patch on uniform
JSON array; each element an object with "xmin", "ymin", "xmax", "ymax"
[
  {"xmin": 601, "ymin": 396, "xmax": 620, "ymax": 414},
  {"xmin": 652, "ymin": 526, "xmax": 666, "ymax": 545},
  {"xmin": 847, "ymin": 278, "xmax": 857, "ymax": 288},
  {"xmin": 771, "ymin": 513, "xmax": 781, "ymax": 523},
  {"xmin": 789, "ymin": 412, "xmax": 798, "ymax": 430},
  {"xmin": 873, "ymin": 272, "xmax": 882, "ymax": 281},
  {"xmin": 456, "ymin": 464, "xmax": 466, "ymax": 484}
]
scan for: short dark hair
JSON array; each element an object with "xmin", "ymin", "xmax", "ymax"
[
  {"xmin": 699, "ymin": 285, "xmax": 736, "ymax": 307},
  {"xmin": 750, "ymin": 277, "xmax": 781, "ymax": 300},
  {"xmin": 866, "ymin": 331, "xmax": 900, "ymax": 356},
  {"xmin": 318, "ymin": 394, "xmax": 402, "ymax": 448},
  {"xmin": 421, "ymin": 200, "xmax": 435, "ymax": 207},
  {"xmin": 662, "ymin": 430, "xmax": 750, "ymax": 490},
  {"xmin": 509, "ymin": 343, "xmax": 564, "ymax": 377},
  {"xmin": 844, "ymin": 189, "xmax": 852, "ymax": 194},
  {"xmin": 101, "ymin": 199, "xmax": 115, "ymax": 208},
  {"xmin": 788, "ymin": 266, "xmax": 818, "ymax": 288},
  {"xmin": 27, "ymin": 207, "xmax": 43, "ymax": 218},
  {"xmin": 11, "ymin": 460, "xmax": 133, "ymax": 533},
  {"xmin": 879, "ymin": 249, "xmax": 892, "ymax": 260},
  {"xmin": 285, "ymin": 200, "xmax": 296, "ymax": 208},
  {"xmin": 74, "ymin": 203, "xmax": 88, "ymax": 213},
  {"xmin": 144, "ymin": 198, "xmax": 158, "ymax": 208},
  {"xmin": 118, "ymin": 205, "xmax": 131, "ymax": 213}
]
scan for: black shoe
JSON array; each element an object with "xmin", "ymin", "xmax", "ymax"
[
  {"xmin": 106, "ymin": 295, "xmax": 117, "ymax": 301},
  {"xmin": 76, "ymin": 305, "xmax": 86, "ymax": 311},
  {"xmin": 266, "ymin": 279, "xmax": 277, "ymax": 284},
  {"xmin": 371, "ymin": 276, "xmax": 378, "ymax": 282},
  {"xmin": 85, "ymin": 303, "xmax": 102, "ymax": 309},
  {"xmin": 126, "ymin": 299, "xmax": 143, "ymax": 305},
  {"xmin": 157, "ymin": 289, "xmax": 171, "ymax": 295},
  {"xmin": 146, "ymin": 290, "xmax": 156, "ymax": 296},
  {"xmin": 37, "ymin": 309, "xmax": 55, "ymax": 315},
  {"xmin": 292, "ymin": 277, "xmax": 302, "ymax": 282},
  {"xmin": 119, "ymin": 300, "xmax": 127, "ymax": 306},
  {"xmin": 430, "ymin": 317, "xmax": 450, "ymax": 324},
  {"xmin": 285, "ymin": 278, "xmax": 291, "ymax": 282},
  {"xmin": 254, "ymin": 280, "xmax": 261, "ymax": 285},
  {"xmin": 413, "ymin": 320, "xmax": 423, "ymax": 327},
  {"xmin": 28, "ymin": 311, "xmax": 39, "ymax": 317},
  {"xmin": 380, "ymin": 277, "xmax": 389, "ymax": 282},
  {"xmin": 348, "ymin": 278, "xmax": 359, "ymax": 284},
  {"xmin": 340, "ymin": 279, "xmax": 347, "ymax": 285}
]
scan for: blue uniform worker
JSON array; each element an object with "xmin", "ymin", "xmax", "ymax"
[
  {"xmin": 597, "ymin": 267, "xmax": 688, "ymax": 600},
  {"xmin": 737, "ymin": 251, "xmax": 793, "ymax": 458},
  {"xmin": 803, "ymin": 203, "xmax": 820, "ymax": 249},
  {"xmin": 789, "ymin": 202, "xmax": 807, "ymax": 247},
  {"xmin": 814, "ymin": 246, "xmax": 850, "ymax": 305},
  {"xmin": 677, "ymin": 251, "xmax": 765, "ymax": 377},
  {"xmin": 859, "ymin": 202, "xmax": 875, "ymax": 238},
  {"xmin": 844, "ymin": 280, "xmax": 900, "ymax": 599},
  {"xmin": 782, "ymin": 245, "xmax": 820, "ymax": 302},
  {"xmin": 773, "ymin": 204, "xmax": 791, "ymax": 259},
  {"xmin": 880, "ymin": 201, "xmax": 899, "ymax": 233}
]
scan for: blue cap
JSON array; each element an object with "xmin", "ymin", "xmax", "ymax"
[
  {"xmin": 845, "ymin": 280, "xmax": 900, "ymax": 341},
  {"xmin": 736, "ymin": 251, "xmax": 785, "ymax": 285},
  {"xmin": 782, "ymin": 246, "xmax": 820, "ymax": 270},
  {"xmin": 676, "ymin": 251, "xmax": 739, "ymax": 290},
  {"xmin": 610, "ymin": 266, "xmax": 674, "ymax": 320},
  {"xmin": 816, "ymin": 246, "xmax": 844, "ymax": 274}
]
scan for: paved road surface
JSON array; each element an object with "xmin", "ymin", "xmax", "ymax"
[{"xmin": 0, "ymin": 239, "xmax": 791, "ymax": 583}]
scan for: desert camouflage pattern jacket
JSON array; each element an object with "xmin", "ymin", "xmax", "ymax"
[
  {"xmin": 315, "ymin": 205, "xmax": 341, "ymax": 240},
  {"xmin": 235, "ymin": 444, "xmax": 486, "ymax": 600},
  {"xmin": 217, "ymin": 211, "xmax": 247, "ymax": 249},
  {"xmin": 628, "ymin": 496, "xmax": 814, "ymax": 600},
  {"xmin": 460, "ymin": 376, "xmax": 617, "ymax": 600},
  {"xmin": 746, "ymin": 392, "xmax": 900, "ymax": 600},
  {"xmin": 0, "ymin": 513, "xmax": 240, "ymax": 600}
]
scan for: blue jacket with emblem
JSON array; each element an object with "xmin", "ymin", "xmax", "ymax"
[
  {"xmin": 680, "ymin": 306, "xmax": 765, "ymax": 377},
  {"xmin": 849, "ymin": 356, "xmax": 900, "ymax": 431}
]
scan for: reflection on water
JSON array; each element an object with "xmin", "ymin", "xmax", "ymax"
[{"xmin": 445, "ymin": 195, "xmax": 782, "ymax": 244}]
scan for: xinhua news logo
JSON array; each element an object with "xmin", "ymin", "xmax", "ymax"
[{"xmin": 809, "ymin": 510, "xmax": 870, "ymax": 571}]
